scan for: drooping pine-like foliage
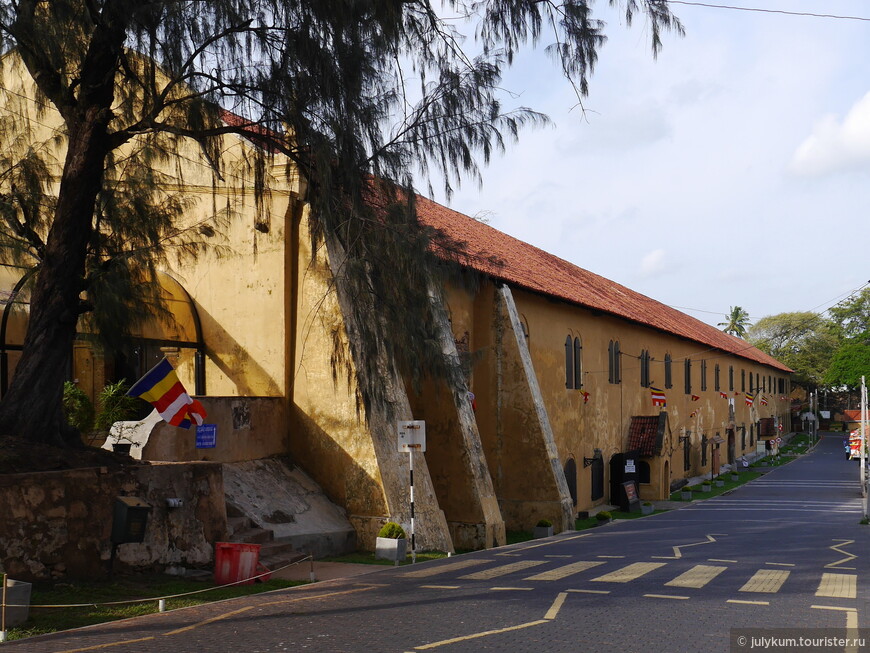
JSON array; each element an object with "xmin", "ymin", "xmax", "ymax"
[{"xmin": 0, "ymin": 0, "xmax": 683, "ymax": 445}]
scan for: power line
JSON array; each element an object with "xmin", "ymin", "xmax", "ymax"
[{"xmin": 668, "ymin": 1, "xmax": 870, "ymax": 22}]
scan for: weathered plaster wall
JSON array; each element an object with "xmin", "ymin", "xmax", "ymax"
[
  {"xmin": 0, "ymin": 463, "xmax": 226, "ymax": 581},
  {"xmin": 142, "ymin": 397, "xmax": 288, "ymax": 463}
]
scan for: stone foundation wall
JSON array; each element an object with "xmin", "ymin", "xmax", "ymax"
[{"xmin": 0, "ymin": 462, "xmax": 226, "ymax": 581}]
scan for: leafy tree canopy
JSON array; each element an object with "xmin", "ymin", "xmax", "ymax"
[
  {"xmin": 828, "ymin": 287, "xmax": 870, "ymax": 339},
  {"xmin": 748, "ymin": 312, "xmax": 839, "ymax": 387},
  {"xmin": 0, "ymin": 0, "xmax": 683, "ymax": 446},
  {"xmin": 824, "ymin": 333, "xmax": 870, "ymax": 390}
]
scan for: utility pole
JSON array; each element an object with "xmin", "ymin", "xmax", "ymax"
[{"xmin": 862, "ymin": 377, "xmax": 868, "ymax": 520}]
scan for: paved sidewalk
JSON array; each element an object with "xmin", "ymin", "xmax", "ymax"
[{"xmin": 270, "ymin": 560, "xmax": 384, "ymax": 583}]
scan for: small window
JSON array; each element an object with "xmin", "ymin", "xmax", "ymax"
[
  {"xmin": 565, "ymin": 336, "xmax": 573, "ymax": 389},
  {"xmin": 638, "ymin": 461, "xmax": 651, "ymax": 484},
  {"xmin": 701, "ymin": 434, "xmax": 708, "ymax": 466},
  {"xmin": 640, "ymin": 349, "xmax": 650, "ymax": 388},
  {"xmin": 729, "ymin": 366, "xmax": 734, "ymax": 392},
  {"xmin": 664, "ymin": 354, "xmax": 673, "ymax": 389},
  {"xmin": 714, "ymin": 364, "xmax": 720, "ymax": 392},
  {"xmin": 684, "ymin": 359, "xmax": 692, "ymax": 394},
  {"xmin": 700, "ymin": 359, "xmax": 707, "ymax": 392},
  {"xmin": 683, "ymin": 432, "xmax": 691, "ymax": 471},
  {"xmin": 608, "ymin": 340, "xmax": 621, "ymax": 384},
  {"xmin": 573, "ymin": 337, "xmax": 582, "ymax": 390},
  {"xmin": 741, "ymin": 369, "xmax": 745, "ymax": 392},
  {"xmin": 749, "ymin": 373, "xmax": 754, "ymax": 393}
]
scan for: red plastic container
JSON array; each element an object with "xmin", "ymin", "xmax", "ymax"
[{"xmin": 214, "ymin": 542, "xmax": 261, "ymax": 585}]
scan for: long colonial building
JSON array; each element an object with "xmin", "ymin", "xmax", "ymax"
[{"xmin": 0, "ymin": 52, "xmax": 792, "ymax": 555}]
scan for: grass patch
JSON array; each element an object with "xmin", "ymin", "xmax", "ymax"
[
  {"xmin": 6, "ymin": 573, "xmax": 304, "ymax": 641},
  {"xmin": 574, "ymin": 509, "xmax": 664, "ymax": 530},
  {"xmin": 669, "ymin": 471, "xmax": 762, "ymax": 501}
]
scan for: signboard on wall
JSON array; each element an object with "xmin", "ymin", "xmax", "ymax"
[{"xmin": 196, "ymin": 424, "xmax": 217, "ymax": 448}]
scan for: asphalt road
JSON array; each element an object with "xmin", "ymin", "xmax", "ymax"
[{"xmin": 9, "ymin": 433, "xmax": 870, "ymax": 652}]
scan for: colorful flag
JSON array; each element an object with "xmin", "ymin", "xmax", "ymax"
[
  {"xmin": 719, "ymin": 391, "xmax": 728, "ymax": 399},
  {"xmin": 745, "ymin": 392, "xmax": 755, "ymax": 406},
  {"xmin": 760, "ymin": 395, "xmax": 768, "ymax": 406},
  {"xmin": 127, "ymin": 358, "xmax": 207, "ymax": 429},
  {"xmin": 690, "ymin": 409, "xmax": 699, "ymax": 418},
  {"xmin": 581, "ymin": 391, "xmax": 590, "ymax": 404},
  {"xmin": 691, "ymin": 394, "xmax": 700, "ymax": 402},
  {"xmin": 650, "ymin": 387, "xmax": 667, "ymax": 407}
]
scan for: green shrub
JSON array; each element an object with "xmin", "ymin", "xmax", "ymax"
[
  {"xmin": 596, "ymin": 511, "xmax": 612, "ymax": 521},
  {"xmin": 377, "ymin": 522, "xmax": 407, "ymax": 539},
  {"xmin": 536, "ymin": 519, "xmax": 552, "ymax": 528},
  {"xmin": 63, "ymin": 381, "xmax": 95, "ymax": 434},
  {"xmin": 94, "ymin": 380, "xmax": 140, "ymax": 431}
]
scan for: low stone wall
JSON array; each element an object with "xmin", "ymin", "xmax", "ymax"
[{"xmin": 0, "ymin": 462, "xmax": 226, "ymax": 581}]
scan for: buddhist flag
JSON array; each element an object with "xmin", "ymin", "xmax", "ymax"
[
  {"xmin": 691, "ymin": 394, "xmax": 700, "ymax": 402},
  {"xmin": 127, "ymin": 358, "xmax": 207, "ymax": 429},
  {"xmin": 745, "ymin": 392, "xmax": 755, "ymax": 406},
  {"xmin": 719, "ymin": 391, "xmax": 728, "ymax": 399},
  {"xmin": 650, "ymin": 387, "xmax": 667, "ymax": 407},
  {"xmin": 760, "ymin": 395, "xmax": 768, "ymax": 406}
]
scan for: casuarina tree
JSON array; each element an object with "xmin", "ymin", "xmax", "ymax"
[{"xmin": 0, "ymin": 1, "xmax": 683, "ymax": 448}]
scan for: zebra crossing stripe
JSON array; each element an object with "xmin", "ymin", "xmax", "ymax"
[
  {"xmin": 665, "ymin": 565, "xmax": 727, "ymax": 589},
  {"xmin": 460, "ymin": 560, "xmax": 548, "ymax": 580},
  {"xmin": 739, "ymin": 569, "xmax": 790, "ymax": 593},
  {"xmin": 590, "ymin": 562, "xmax": 666, "ymax": 583},
  {"xmin": 401, "ymin": 558, "xmax": 490, "ymax": 578},
  {"xmin": 524, "ymin": 561, "xmax": 604, "ymax": 581},
  {"xmin": 816, "ymin": 573, "xmax": 857, "ymax": 599}
]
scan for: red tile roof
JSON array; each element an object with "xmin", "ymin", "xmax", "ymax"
[
  {"xmin": 415, "ymin": 195, "xmax": 791, "ymax": 372},
  {"xmin": 628, "ymin": 415, "xmax": 663, "ymax": 457}
]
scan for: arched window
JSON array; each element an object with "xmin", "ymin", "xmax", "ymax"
[
  {"xmin": 565, "ymin": 336, "xmax": 573, "ymax": 389},
  {"xmin": 664, "ymin": 354, "xmax": 673, "ymax": 389},
  {"xmin": 573, "ymin": 337, "xmax": 582, "ymax": 389},
  {"xmin": 608, "ymin": 340, "xmax": 621, "ymax": 384},
  {"xmin": 640, "ymin": 349, "xmax": 650, "ymax": 388},
  {"xmin": 684, "ymin": 358, "xmax": 692, "ymax": 394}
]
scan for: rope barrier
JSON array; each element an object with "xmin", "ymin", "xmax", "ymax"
[{"xmin": 0, "ymin": 555, "xmax": 313, "ymax": 613}]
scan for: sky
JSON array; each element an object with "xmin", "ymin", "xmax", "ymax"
[{"xmin": 427, "ymin": 1, "xmax": 870, "ymax": 329}]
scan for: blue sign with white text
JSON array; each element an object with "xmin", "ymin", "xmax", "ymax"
[{"xmin": 196, "ymin": 424, "xmax": 217, "ymax": 448}]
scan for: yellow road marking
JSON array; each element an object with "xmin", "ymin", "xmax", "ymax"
[
  {"xmin": 420, "ymin": 585, "xmax": 460, "ymax": 589},
  {"xmin": 401, "ymin": 559, "xmax": 490, "ymax": 578},
  {"xmin": 495, "ymin": 532, "xmax": 594, "ymax": 556},
  {"xmin": 709, "ymin": 559, "xmax": 738, "ymax": 563},
  {"xmin": 163, "ymin": 606, "xmax": 253, "ymax": 636},
  {"xmin": 544, "ymin": 592, "xmax": 568, "ymax": 620},
  {"xmin": 491, "ymin": 587, "xmax": 534, "ymax": 591},
  {"xmin": 414, "ymin": 620, "xmax": 550, "ymax": 649},
  {"xmin": 727, "ymin": 599, "xmax": 769, "ymax": 605},
  {"xmin": 461, "ymin": 560, "xmax": 547, "ymax": 580},
  {"xmin": 591, "ymin": 562, "xmax": 666, "ymax": 583},
  {"xmin": 525, "ymin": 561, "xmax": 604, "ymax": 581},
  {"xmin": 826, "ymin": 539, "xmax": 858, "ymax": 569},
  {"xmin": 56, "ymin": 637, "xmax": 156, "ymax": 653},
  {"xmin": 765, "ymin": 562, "xmax": 795, "ymax": 567},
  {"xmin": 644, "ymin": 594, "xmax": 689, "ymax": 600},
  {"xmin": 259, "ymin": 585, "xmax": 378, "ymax": 607},
  {"xmin": 816, "ymin": 573, "xmax": 857, "ymax": 599},
  {"xmin": 738, "ymin": 569, "xmax": 790, "ymax": 593},
  {"xmin": 652, "ymin": 534, "xmax": 718, "ymax": 559},
  {"xmin": 665, "ymin": 565, "xmax": 727, "ymax": 588},
  {"xmin": 567, "ymin": 589, "xmax": 610, "ymax": 594},
  {"xmin": 812, "ymin": 604, "xmax": 859, "ymax": 651}
]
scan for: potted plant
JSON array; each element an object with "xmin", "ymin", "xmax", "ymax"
[
  {"xmin": 641, "ymin": 501, "xmax": 654, "ymax": 515},
  {"xmin": 730, "ymin": 471, "xmax": 740, "ymax": 482},
  {"xmin": 533, "ymin": 519, "xmax": 554, "ymax": 539},
  {"xmin": 680, "ymin": 488, "xmax": 692, "ymax": 501},
  {"xmin": 701, "ymin": 481, "xmax": 712, "ymax": 492},
  {"xmin": 595, "ymin": 511, "xmax": 612, "ymax": 525},
  {"xmin": 375, "ymin": 521, "xmax": 408, "ymax": 565},
  {"xmin": 715, "ymin": 477, "xmax": 725, "ymax": 487}
]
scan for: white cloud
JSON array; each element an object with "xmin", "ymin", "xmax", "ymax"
[
  {"xmin": 639, "ymin": 249, "xmax": 668, "ymax": 278},
  {"xmin": 790, "ymin": 91, "xmax": 870, "ymax": 176}
]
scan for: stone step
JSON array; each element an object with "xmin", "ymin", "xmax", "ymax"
[
  {"xmin": 259, "ymin": 538, "xmax": 307, "ymax": 573},
  {"xmin": 231, "ymin": 527, "xmax": 274, "ymax": 544},
  {"xmin": 226, "ymin": 515, "xmax": 250, "ymax": 537}
]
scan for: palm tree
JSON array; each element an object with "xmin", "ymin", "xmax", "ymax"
[{"xmin": 719, "ymin": 306, "xmax": 751, "ymax": 338}]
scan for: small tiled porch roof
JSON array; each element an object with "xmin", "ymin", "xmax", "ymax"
[{"xmin": 628, "ymin": 414, "xmax": 667, "ymax": 457}]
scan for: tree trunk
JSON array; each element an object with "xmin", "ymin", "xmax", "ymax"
[
  {"xmin": 0, "ymin": 5, "xmax": 126, "ymax": 446},
  {"xmin": 0, "ymin": 114, "xmax": 112, "ymax": 446}
]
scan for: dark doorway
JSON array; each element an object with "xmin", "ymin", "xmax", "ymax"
[
  {"xmin": 727, "ymin": 429, "xmax": 735, "ymax": 464},
  {"xmin": 590, "ymin": 455, "xmax": 604, "ymax": 501},
  {"xmin": 564, "ymin": 458, "xmax": 578, "ymax": 506}
]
